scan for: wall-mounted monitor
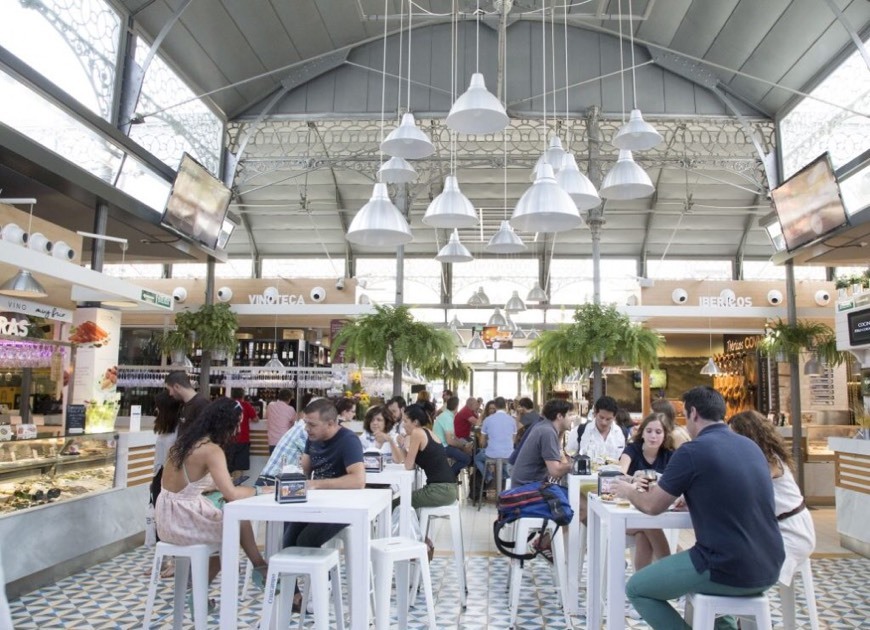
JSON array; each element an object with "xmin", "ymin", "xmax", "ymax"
[
  {"xmin": 633, "ymin": 369, "xmax": 667, "ymax": 390},
  {"xmin": 847, "ymin": 306, "xmax": 870, "ymax": 347},
  {"xmin": 771, "ymin": 152, "xmax": 848, "ymax": 252},
  {"xmin": 161, "ymin": 153, "xmax": 232, "ymax": 251}
]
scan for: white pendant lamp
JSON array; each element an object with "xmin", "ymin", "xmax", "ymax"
[
  {"xmin": 476, "ymin": 286, "xmax": 490, "ymax": 305},
  {"xmin": 527, "ymin": 328, "xmax": 541, "ymax": 340},
  {"xmin": 511, "ymin": 163, "xmax": 584, "ymax": 233},
  {"xmin": 345, "ymin": 183, "xmax": 413, "ymax": 247},
  {"xmin": 530, "ymin": 152, "xmax": 551, "ymax": 182},
  {"xmin": 423, "ymin": 175, "xmax": 477, "ymax": 228},
  {"xmin": 498, "ymin": 313, "xmax": 515, "ymax": 332},
  {"xmin": 449, "ymin": 313, "xmax": 463, "ymax": 328},
  {"xmin": 545, "ymin": 135, "xmax": 565, "ymax": 168},
  {"xmin": 486, "ymin": 220, "xmax": 526, "ymax": 254},
  {"xmin": 0, "ymin": 269, "xmax": 47, "ymax": 298},
  {"xmin": 512, "ymin": 328, "xmax": 527, "ymax": 340},
  {"xmin": 447, "ymin": 73, "xmax": 509, "ymax": 134},
  {"xmin": 488, "ymin": 308, "xmax": 507, "ymax": 327},
  {"xmin": 378, "ymin": 156, "xmax": 417, "ymax": 183},
  {"xmin": 436, "ymin": 229, "xmax": 473, "ymax": 263},
  {"xmin": 599, "ymin": 150, "xmax": 655, "ymax": 200},
  {"xmin": 467, "ymin": 290, "xmax": 483, "ymax": 306},
  {"xmin": 505, "ymin": 290, "xmax": 526, "ymax": 313},
  {"xmin": 264, "ymin": 354, "xmax": 284, "ymax": 368},
  {"xmin": 526, "ymin": 282, "xmax": 548, "ymax": 302},
  {"xmin": 380, "ymin": 113, "xmax": 435, "ymax": 159},
  {"xmin": 613, "ymin": 109, "xmax": 663, "ymax": 151},
  {"xmin": 467, "ymin": 330, "xmax": 487, "ymax": 350},
  {"xmin": 700, "ymin": 357, "xmax": 720, "ymax": 376},
  {"xmin": 556, "ymin": 153, "xmax": 602, "ymax": 211}
]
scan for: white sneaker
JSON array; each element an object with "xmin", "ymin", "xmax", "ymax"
[{"xmin": 625, "ymin": 605, "xmax": 642, "ymax": 620}]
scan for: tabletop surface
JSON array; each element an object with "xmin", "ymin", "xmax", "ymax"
[{"xmin": 224, "ymin": 488, "xmax": 392, "ymax": 518}]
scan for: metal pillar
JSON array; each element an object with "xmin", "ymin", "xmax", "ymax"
[
  {"xmin": 199, "ymin": 257, "xmax": 216, "ymax": 393},
  {"xmin": 586, "ymin": 106, "xmax": 605, "ymax": 401},
  {"xmin": 786, "ymin": 260, "xmax": 805, "ymax": 493},
  {"xmin": 393, "ymin": 183, "xmax": 408, "ymax": 396}
]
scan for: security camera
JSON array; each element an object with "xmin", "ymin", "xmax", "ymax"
[
  {"xmin": 335, "ymin": 277, "xmax": 345, "ymax": 290},
  {"xmin": 52, "ymin": 240, "xmax": 75, "ymax": 260},
  {"xmin": 172, "ymin": 287, "xmax": 187, "ymax": 303},
  {"xmin": 671, "ymin": 288, "xmax": 688, "ymax": 304},
  {"xmin": 814, "ymin": 289, "xmax": 831, "ymax": 306},
  {"xmin": 310, "ymin": 286, "xmax": 327, "ymax": 303},
  {"xmin": 263, "ymin": 286, "xmax": 280, "ymax": 303},
  {"xmin": 767, "ymin": 289, "xmax": 783, "ymax": 305},
  {"xmin": 216, "ymin": 286, "xmax": 233, "ymax": 302},
  {"xmin": 28, "ymin": 232, "xmax": 52, "ymax": 254}
]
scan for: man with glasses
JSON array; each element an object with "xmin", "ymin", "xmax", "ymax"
[{"xmin": 612, "ymin": 387, "xmax": 784, "ymax": 630}]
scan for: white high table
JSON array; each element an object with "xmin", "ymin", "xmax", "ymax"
[
  {"xmin": 586, "ymin": 492, "xmax": 694, "ymax": 630},
  {"xmin": 566, "ymin": 472, "xmax": 597, "ymax": 614},
  {"xmin": 219, "ymin": 488, "xmax": 392, "ymax": 630},
  {"xmin": 366, "ymin": 464, "xmax": 417, "ymax": 537}
]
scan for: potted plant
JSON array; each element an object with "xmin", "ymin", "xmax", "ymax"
[
  {"xmin": 835, "ymin": 274, "xmax": 866, "ymax": 296},
  {"xmin": 332, "ymin": 305, "xmax": 459, "ymax": 395},
  {"xmin": 160, "ymin": 303, "xmax": 238, "ymax": 363},
  {"xmin": 759, "ymin": 319, "xmax": 847, "ymax": 366},
  {"xmin": 523, "ymin": 303, "xmax": 663, "ymax": 385}
]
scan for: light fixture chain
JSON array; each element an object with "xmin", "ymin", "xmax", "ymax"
[
  {"xmin": 618, "ymin": 0, "xmax": 626, "ymax": 124},
  {"xmin": 397, "ymin": 0, "xmax": 404, "ymax": 116},
  {"xmin": 628, "ymin": 0, "xmax": 638, "ymax": 109},
  {"xmin": 378, "ymin": 0, "xmax": 389, "ymax": 170},
  {"xmin": 541, "ymin": 0, "xmax": 547, "ymax": 146},
  {"xmin": 564, "ymin": 0, "xmax": 570, "ymax": 150},
  {"xmin": 407, "ymin": 0, "xmax": 413, "ymax": 112}
]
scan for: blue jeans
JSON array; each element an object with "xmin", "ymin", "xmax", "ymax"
[
  {"xmin": 474, "ymin": 448, "xmax": 509, "ymax": 483},
  {"xmin": 444, "ymin": 444, "xmax": 471, "ymax": 477},
  {"xmin": 626, "ymin": 550, "xmax": 775, "ymax": 630}
]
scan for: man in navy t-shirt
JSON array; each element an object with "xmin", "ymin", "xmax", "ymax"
[
  {"xmin": 612, "ymin": 387, "xmax": 784, "ymax": 630},
  {"xmin": 283, "ymin": 398, "xmax": 365, "ymax": 548}
]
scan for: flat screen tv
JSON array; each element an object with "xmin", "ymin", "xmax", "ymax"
[
  {"xmin": 633, "ymin": 369, "xmax": 667, "ymax": 390},
  {"xmin": 847, "ymin": 307, "xmax": 870, "ymax": 347},
  {"xmin": 161, "ymin": 153, "xmax": 232, "ymax": 250},
  {"xmin": 771, "ymin": 153, "xmax": 847, "ymax": 252}
]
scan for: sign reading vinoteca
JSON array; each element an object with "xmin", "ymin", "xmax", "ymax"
[{"xmin": 247, "ymin": 294, "xmax": 307, "ymax": 305}]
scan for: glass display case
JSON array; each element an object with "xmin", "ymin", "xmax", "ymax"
[{"xmin": 0, "ymin": 433, "xmax": 117, "ymax": 514}]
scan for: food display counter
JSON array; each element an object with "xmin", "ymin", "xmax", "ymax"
[
  {"xmin": 829, "ymin": 437, "xmax": 870, "ymax": 558},
  {"xmin": 779, "ymin": 424, "xmax": 855, "ymax": 505},
  {"xmin": 0, "ymin": 430, "xmax": 156, "ymax": 598}
]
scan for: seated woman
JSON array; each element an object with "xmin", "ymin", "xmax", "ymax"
[
  {"xmin": 157, "ymin": 397, "xmax": 274, "ymax": 589},
  {"xmin": 618, "ymin": 412, "xmax": 675, "ymax": 571},
  {"xmin": 359, "ymin": 405, "xmax": 403, "ymax": 462},
  {"xmin": 394, "ymin": 403, "xmax": 457, "ymax": 508},
  {"xmin": 729, "ymin": 410, "xmax": 815, "ymax": 588},
  {"xmin": 335, "ymin": 397, "xmax": 357, "ymax": 424}
]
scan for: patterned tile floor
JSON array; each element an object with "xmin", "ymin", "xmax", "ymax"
[{"xmin": 9, "ymin": 543, "xmax": 870, "ymax": 629}]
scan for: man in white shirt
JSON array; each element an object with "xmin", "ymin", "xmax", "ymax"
[{"xmin": 579, "ymin": 395, "xmax": 625, "ymax": 461}]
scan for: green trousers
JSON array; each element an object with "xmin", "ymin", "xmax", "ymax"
[
  {"xmin": 411, "ymin": 482, "xmax": 457, "ymax": 509},
  {"xmin": 626, "ymin": 550, "xmax": 775, "ymax": 630}
]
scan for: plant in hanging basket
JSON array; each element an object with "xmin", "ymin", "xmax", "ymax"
[
  {"xmin": 190, "ymin": 303, "xmax": 239, "ymax": 355},
  {"xmin": 759, "ymin": 319, "xmax": 847, "ymax": 366},
  {"xmin": 524, "ymin": 303, "xmax": 662, "ymax": 384}
]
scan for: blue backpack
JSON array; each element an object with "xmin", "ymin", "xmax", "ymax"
[{"xmin": 493, "ymin": 481, "xmax": 574, "ymax": 561}]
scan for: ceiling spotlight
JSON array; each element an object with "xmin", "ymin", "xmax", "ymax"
[{"xmin": 0, "ymin": 270, "xmax": 47, "ymax": 298}]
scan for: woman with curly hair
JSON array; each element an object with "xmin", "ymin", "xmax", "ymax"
[
  {"xmin": 359, "ymin": 404, "xmax": 403, "ymax": 462},
  {"xmin": 157, "ymin": 397, "xmax": 274, "ymax": 588},
  {"xmin": 729, "ymin": 410, "xmax": 815, "ymax": 586},
  {"xmin": 618, "ymin": 412, "xmax": 676, "ymax": 571}
]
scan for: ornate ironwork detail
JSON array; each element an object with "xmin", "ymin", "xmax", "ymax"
[{"xmin": 17, "ymin": 0, "xmax": 121, "ymax": 120}]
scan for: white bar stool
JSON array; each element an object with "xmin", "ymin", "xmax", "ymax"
[
  {"xmin": 476, "ymin": 457, "xmax": 508, "ymax": 510},
  {"xmin": 418, "ymin": 502, "xmax": 467, "ymax": 608},
  {"xmin": 684, "ymin": 592, "xmax": 772, "ymax": 630},
  {"xmin": 779, "ymin": 558, "xmax": 819, "ymax": 630},
  {"xmin": 371, "ymin": 537, "xmax": 437, "ymax": 630},
  {"xmin": 507, "ymin": 518, "xmax": 569, "ymax": 628},
  {"xmin": 142, "ymin": 541, "xmax": 219, "ymax": 630},
  {"xmin": 259, "ymin": 547, "xmax": 345, "ymax": 630}
]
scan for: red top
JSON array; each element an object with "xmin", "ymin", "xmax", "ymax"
[
  {"xmin": 453, "ymin": 405, "xmax": 478, "ymax": 440},
  {"xmin": 234, "ymin": 398, "xmax": 259, "ymax": 444}
]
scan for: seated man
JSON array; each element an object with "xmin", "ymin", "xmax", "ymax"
[
  {"xmin": 612, "ymin": 387, "xmax": 784, "ymax": 630},
  {"xmin": 579, "ymin": 395, "xmax": 625, "ymax": 462},
  {"xmin": 255, "ymin": 410, "xmax": 308, "ymax": 485},
  {"xmin": 433, "ymin": 395, "xmax": 472, "ymax": 476},
  {"xmin": 474, "ymin": 396, "xmax": 516, "ymax": 485},
  {"xmin": 510, "ymin": 398, "xmax": 573, "ymax": 487},
  {"xmin": 283, "ymin": 398, "xmax": 365, "ymax": 548}
]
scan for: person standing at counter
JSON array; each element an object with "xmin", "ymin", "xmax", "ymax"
[
  {"xmin": 729, "ymin": 410, "xmax": 815, "ymax": 589},
  {"xmin": 164, "ymin": 372, "xmax": 209, "ymax": 436},
  {"xmin": 153, "ymin": 391, "xmax": 181, "ymax": 473},
  {"xmin": 265, "ymin": 388, "xmax": 296, "ymax": 454},
  {"xmin": 227, "ymin": 388, "xmax": 258, "ymax": 474},
  {"xmin": 612, "ymin": 387, "xmax": 784, "ymax": 630}
]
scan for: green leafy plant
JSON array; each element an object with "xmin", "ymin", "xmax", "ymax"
[
  {"xmin": 835, "ymin": 274, "xmax": 867, "ymax": 290},
  {"xmin": 160, "ymin": 303, "xmax": 238, "ymax": 357},
  {"xmin": 759, "ymin": 319, "xmax": 847, "ymax": 366},
  {"xmin": 523, "ymin": 303, "xmax": 662, "ymax": 384},
  {"xmin": 332, "ymin": 305, "xmax": 459, "ymax": 392},
  {"xmin": 420, "ymin": 356, "xmax": 470, "ymax": 389}
]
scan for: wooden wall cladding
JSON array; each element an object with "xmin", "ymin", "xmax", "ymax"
[
  {"xmin": 0, "ymin": 203, "xmax": 83, "ymax": 263},
  {"xmin": 836, "ymin": 451, "xmax": 870, "ymax": 495},
  {"xmin": 641, "ymin": 280, "xmax": 835, "ymax": 310},
  {"xmin": 126, "ymin": 445, "xmax": 155, "ymax": 488}
]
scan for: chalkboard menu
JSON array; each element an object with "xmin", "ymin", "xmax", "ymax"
[{"xmin": 66, "ymin": 404, "xmax": 86, "ymax": 435}]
